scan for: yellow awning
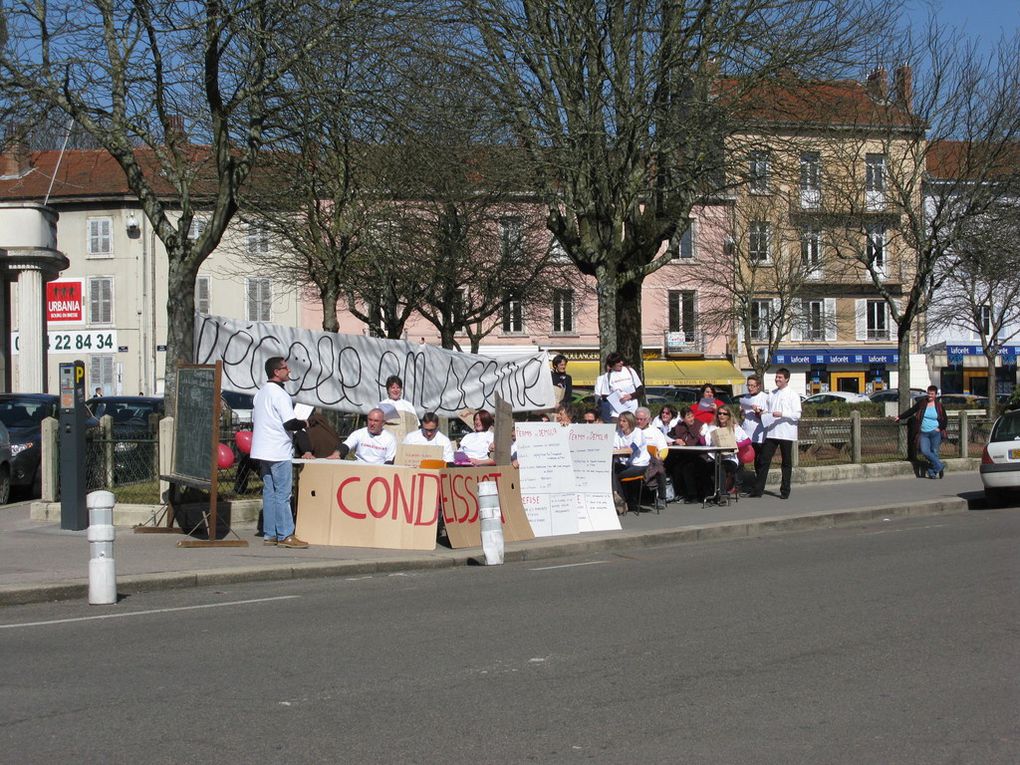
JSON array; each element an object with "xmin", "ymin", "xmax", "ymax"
[{"xmin": 566, "ymin": 359, "xmax": 745, "ymax": 388}]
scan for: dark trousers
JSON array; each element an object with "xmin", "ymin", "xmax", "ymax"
[
  {"xmin": 613, "ymin": 463, "xmax": 645, "ymax": 512},
  {"xmin": 669, "ymin": 452, "xmax": 711, "ymax": 500},
  {"xmin": 754, "ymin": 438, "xmax": 793, "ymax": 497}
]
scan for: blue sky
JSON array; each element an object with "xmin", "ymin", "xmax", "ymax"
[{"xmin": 903, "ymin": 0, "xmax": 1019, "ymax": 52}]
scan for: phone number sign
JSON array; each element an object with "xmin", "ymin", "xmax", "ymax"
[{"xmin": 11, "ymin": 330, "xmax": 118, "ymax": 355}]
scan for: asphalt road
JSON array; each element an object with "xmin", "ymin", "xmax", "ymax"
[{"xmin": 1, "ymin": 509, "xmax": 1017, "ymax": 764}]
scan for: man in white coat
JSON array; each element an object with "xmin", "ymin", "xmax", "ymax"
[{"xmin": 748, "ymin": 368, "xmax": 801, "ymax": 499}]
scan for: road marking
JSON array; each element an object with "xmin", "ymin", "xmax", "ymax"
[
  {"xmin": 529, "ymin": 561, "xmax": 607, "ymax": 571},
  {"xmin": 859, "ymin": 523, "xmax": 948, "ymax": 537},
  {"xmin": 0, "ymin": 595, "xmax": 300, "ymax": 630}
]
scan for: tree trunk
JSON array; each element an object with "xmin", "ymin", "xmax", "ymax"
[
  {"xmin": 595, "ymin": 267, "xmax": 618, "ymax": 362},
  {"xmin": 615, "ymin": 277, "xmax": 645, "ymax": 382},
  {"xmin": 987, "ymin": 354, "xmax": 998, "ymax": 419},
  {"xmin": 320, "ymin": 285, "xmax": 340, "ymax": 333},
  {"xmin": 163, "ymin": 255, "xmax": 199, "ymax": 415}
]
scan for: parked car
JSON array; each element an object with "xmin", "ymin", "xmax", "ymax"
[
  {"xmin": 220, "ymin": 390, "xmax": 255, "ymax": 426},
  {"xmin": 980, "ymin": 408, "xmax": 1020, "ymax": 506},
  {"xmin": 938, "ymin": 394, "xmax": 988, "ymax": 409},
  {"xmin": 0, "ymin": 422, "xmax": 12, "ymax": 504},
  {"xmin": 868, "ymin": 389, "xmax": 926, "ymax": 404},
  {"xmin": 0, "ymin": 393, "xmax": 59, "ymax": 497},
  {"xmin": 802, "ymin": 391, "xmax": 871, "ymax": 406},
  {"xmin": 86, "ymin": 396, "xmax": 165, "ymax": 483}
]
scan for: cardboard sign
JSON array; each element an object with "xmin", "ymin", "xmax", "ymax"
[
  {"xmin": 439, "ymin": 466, "xmax": 534, "ymax": 549},
  {"xmin": 394, "ymin": 442, "xmax": 445, "ymax": 468},
  {"xmin": 567, "ymin": 424, "xmax": 621, "ymax": 532},
  {"xmin": 296, "ymin": 462, "xmax": 441, "ymax": 550},
  {"xmin": 515, "ymin": 422, "xmax": 579, "ymax": 536}
]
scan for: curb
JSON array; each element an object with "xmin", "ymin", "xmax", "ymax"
[{"xmin": 0, "ymin": 495, "xmax": 970, "ymax": 607}]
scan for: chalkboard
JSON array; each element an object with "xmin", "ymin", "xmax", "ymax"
[{"xmin": 173, "ymin": 364, "xmax": 220, "ymax": 485}]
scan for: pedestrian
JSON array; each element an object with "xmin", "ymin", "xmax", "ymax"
[
  {"xmin": 747, "ymin": 368, "xmax": 801, "ymax": 499},
  {"xmin": 251, "ymin": 356, "xmax": 309, "ymax": 548},
  {"xmin": 895, "ymin": 385, "xmax": 947, "ymax": 479},
  {"xmin": 551, "ymin": 354, "xmax": 573, "ymax": 403}
]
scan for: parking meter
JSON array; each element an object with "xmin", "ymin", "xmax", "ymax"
[{"xmin": 59, "ymin": 360, "xmax": 87, "ymax": 530}]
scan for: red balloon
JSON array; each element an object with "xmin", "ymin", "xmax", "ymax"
[
  {"xmin": 235, "ymin": 429, "xmax": 253, "ymax": 455},
  {"xmin": 217, "ymin": 443, "xmax": 235, "ymax": 470}
]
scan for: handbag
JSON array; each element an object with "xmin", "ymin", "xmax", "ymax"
[{"xmin": 737, "ymin": 438, "xmax": 755, "ymax": 464}]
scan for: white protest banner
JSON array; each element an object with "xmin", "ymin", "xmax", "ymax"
[
  {"xmin": 194, "ymin": 314, "xmax": 556, "ymax": 414},
  {"xmin": 514, "ymin": 422, "xmax": 578, "ymax": 537},
  {"xmin": 568, "ymin": 424, "xmax": 621, "ymax": 532}
]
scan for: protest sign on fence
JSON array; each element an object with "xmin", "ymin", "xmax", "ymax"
[{"xmin": 438, "ymin": 466, "xmax": 532, "ymax": 549}]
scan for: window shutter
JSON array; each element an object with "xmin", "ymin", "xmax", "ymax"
[
  {"xmin": 89, "ymin": 277, "xmax": 112, "ymax": 324},
  {"xmin": 790, "ymin": 301, "xmax": 803, "ymax": 341},
  {"xmin": 196, "ymin": 277, "xmax": 210, "ymax": 315},
  {"xmin": 772, "ymin": 298, "xmax": 782, "ymax": 340},
  {"xmin": 855, "ymin": 299, "xmax": 866, "ymax": 340},
  {"xmin": 824, "ymin": 298, "xmax": 837, "ymax": 341}
]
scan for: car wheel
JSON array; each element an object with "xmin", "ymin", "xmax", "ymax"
[{"xmin": 0, "ymin": 465, "xmax": 10, "ymax": 505}]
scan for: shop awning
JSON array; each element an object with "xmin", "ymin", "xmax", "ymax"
[{"xmin": 567, "ymin": 359, "xmax": 745, "ymax": 388}]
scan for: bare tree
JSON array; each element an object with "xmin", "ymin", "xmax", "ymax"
[
  {"xmin": 0, "ymin": 0, "xmax": 351, "ymax": 408},
  {"xmin": 461, "ymin": 0, "xmax": 891, "ymax": 376},
  {"xmin": 825, "ymin": 25, "xmax": 1020, "ymax": 408}
]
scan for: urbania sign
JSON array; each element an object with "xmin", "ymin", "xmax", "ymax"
[{"xmin": 194, "ymin": 314, "xmax": 556, "ymax": 415}]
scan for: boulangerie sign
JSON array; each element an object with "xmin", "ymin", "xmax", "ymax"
[{"xmin": 194, "ymin": 314, "xmax": 557, "ymax": 415}]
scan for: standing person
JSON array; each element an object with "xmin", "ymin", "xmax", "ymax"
[
  {"xmin": 895, "ymin": 385, "xmax": 947, "ymax": 479},
  {"xmin": 403, "ymin": 412, "xmax": 455, "ymax": 464},
  {"xmin": 378, "ymin": 375, "xmax": 417, "ymax": 420},
  {"xmin": 339, "ymin": 408, "xmax": 397, "ymax": 464},
  {"xmin": 739, "ymin": 374, "xmax": 769, "ymax": 480},
  {"xmin": 747, "ymin": 368, "xmax": 801, "ymax": 499},
  {"xmin": 594, "ymin": 351, "xmax": 643, "ymax": 421},
  {"xmin": 550, "ymin": 354, "xmax": 573, "ymax": 403},
  {"xmin": 251, "ymin": 356, "xmax": 309, "ymax": 548}
]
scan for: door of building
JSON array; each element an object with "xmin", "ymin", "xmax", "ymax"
[
  {"xmin": 831, "ymin": 372, "xmax": 865, "ymax": 394},
  {"xmin": 963, "ymin": 370, "xmax": 989, "ymax": 396}
]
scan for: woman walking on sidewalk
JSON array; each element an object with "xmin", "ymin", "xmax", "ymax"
[{"xmin": 895, "ymin": 385, "xmax": 947, "ymax": 479}]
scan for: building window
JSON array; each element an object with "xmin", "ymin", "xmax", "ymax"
[
  {"xmin": 672, "ymin": 220, "xmax": 694, "ymax": 260},
  {"xmin": 748, "ymin": 150, "xmax": 769, "ymax": 193},
  {"xmin": 801, "ymin": 226, "xmax": 821, "ymax": 274},
  {"xmin": 502, "ymin": 292, "xmax": 523, "ymax": 334},
  {"xmin": 500, "ymin": 217, "xmax": 524, "ymax": 261},
  {"xmin": 246, "ymin": 223, "xmax": 269, "ymax": 256},
  {"xmin": 979, "ymin": 304, "xmax": 993, "ymax": 337},
  {"xmin": 196, "ymin": 276, "xmax": 210, "ymax": 315},
  {"xmin": 800, "ymin": 152, "xmax": 821, "ymax": 208},
  {"xmin": 867, "ymin": 299, "xmax": 888, "ymax": 340},
  {"xmin": 749, "ymin": 221, "xmax": 770, "ymax": 262},
  {"xmin": 90, "ymin": 355, "xmax": 115, "ymax": 396},
  {"xmin": 552, "ymin": 289, "xmax": 574, "ymax": 334},
  {"xmin": 188, "ymin": 216, "xmax": 207, "ymax": 240},
  {"xmin": 87, "ymin": 218, "xmax": 113, "ymax": 258},
  {"xmin": 668, "ymin": 290, "xmax": 696, "ymax": 337},
  {"xmin": 88, "ymin": 277, "xmax": 113, "ymax": 325},
  {"xmin": 246, "ymin": 278, "xmax": 272, "ymax": 322},
  {"xmin": 866, "ymin": 223, "xmax": 886, "ymax": 274},
  {"xmin": 803, "ymin": 300, "xmax": 825, "ymax": 341},
  {"xmin": 750, "ymin": 299, "xmax": 771, "ymax": 341},
  {"xmin": 865, "ymin": 154, "xmax": 885, "ymax": 210}
]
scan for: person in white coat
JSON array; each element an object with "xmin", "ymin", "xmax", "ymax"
[{"xmin": 748, "ymin": 368, "xmax": 801, "ymax": 499}]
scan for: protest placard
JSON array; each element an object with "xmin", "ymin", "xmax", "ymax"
[
  {"xmin": 567, "ymin": 424, "xmax": 621, "ymax": 532},
  {"xmin": 514, "ymin": 422, "xmax": 579, "ymax": 536},
  {"xmin": 438, "ymin": 466, "xmax": 533, "ymax": 549}
]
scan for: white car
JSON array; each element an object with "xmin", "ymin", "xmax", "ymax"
[
  {"xmin": 980, "ymin": 408, "xmax": 1020, "ymax": 506},
  {"xmin": 802, "ymin": 391, "xmax": 871, "ymax": 406}
]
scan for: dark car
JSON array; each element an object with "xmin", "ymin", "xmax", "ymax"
[
  {"xmin": 86, "ymin": 396, "xmax": 165, "ymax": 483},
  {"xmin": 0, "ymin": 422, "xmax": 12, "ymax": 504},
  {"xmin": 0, "ymin": 393, "xmax": 59, "ymax": 497},
  {"xmin": 220, "ymin": 390, "xmax": 254, "ymax": 427}
]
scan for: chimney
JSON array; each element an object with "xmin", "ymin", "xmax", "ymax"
[
  {"xmin": 165, "ymin": 115, "xmax": 188, "ymax": 145},
  {"xmin": 894, "ymin": 65, "xmax": 913, "ymax": 109},
  {"xmin": 866, "ymin": 68, "xmax": 888, "ymax": 101},
  {"xmin": 0, "ymin": 132, "xmax": 31, "ymax": 178}
]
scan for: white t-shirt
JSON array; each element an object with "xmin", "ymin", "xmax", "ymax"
[
  {"xmin": 403, "ymin": 429, "xmax": 454, "ymax": 463},
  {"xmin": 459, "ymin": 430, "xmax": 494, "ymax": 461},
  {"xmin": 251, "ymin": 381, "xmax": 296, "ymax": 462},
  {"xmin": 378, "ymin": 397, "xmax": 417, "ymax": 420},
  {"xmin": 594, "ymin": 367, "xmax": 642, "ymax": 416},
  {"xmin": 640, "ymin": 425, "xmax": 669, "ymax": 453},
  {"xmin": 343, "ymin": 427, "xmax": 397, "ymax": 464},
  {"xmin": 613, "ymin": 427, "xmax": 649, "ymax": 467}
]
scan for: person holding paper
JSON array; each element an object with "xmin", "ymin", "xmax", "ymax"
[
  {"xmin": 702, "ymin": 406, "xmax": 753, "ymax": 496},
  {"xmin": 738, "ymin": 374, "xmax": 769, "ymax": 480},
  {"xmin": 692, "ymin": 383, "xmax": 726, "ymax": 425},
  {"xmin": 338, "ymin": 408, "xmax": 397, "ymax": 464},
  {"xmin": 378, "ymin": 375, "xmax": 417, "ymax": 421},
  {"xmin": 251, "ymin": 356, "xmax": 309, "ymax": 549},
  {"xmin": 594, "ymin": 351, "xmax": 643, "ymax": 420},
  {"xmin": 402, "ymin": 412, "xmax": 455, "ymax": 463},
  {"xmin": 747, "ymin": 368, "xmax": 801, "ymax": 499}
]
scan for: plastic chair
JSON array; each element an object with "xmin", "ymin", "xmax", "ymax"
[{"xmin": 619, "ymin": 444, "xmax": 660, "ymax": 515}]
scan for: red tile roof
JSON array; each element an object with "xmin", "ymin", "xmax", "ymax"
[{"xmin": 926, "ymin": 139, "xmax": 1020, "ymax": 182}]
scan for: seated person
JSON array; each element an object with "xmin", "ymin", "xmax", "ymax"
[
  {"xmin": 378, "ymin": 375, "xmax": 417, "ymax": 421},
  {"xmin": 611, "ymin": 412, "xmax": 649, "ymax": 515},
  {"xmin": 668, "ymin": 406, "xmax": 711, "ymax": 503},
  {"xmin": 555, "ymin": 403, "xmax": 575, "ymax": 427},
  {"xmin": 402, "ymin": 411, "xmax": 455, "ymax": 463},
  {"xmin": 337, "ymin": 408, "xmax": 396, "ymax": 464},
  {"xmin": 458, "ymin": 409, "xmax": 495, "ymax": 466},
  {"xmin": 294, "ymin": 410, "xmax": 343, "ymax": 459},
  {"xmin": 581, "ymin": 408, "xmax": 601, "ymax": 425},
  {"xmin": 701, "ymin": 406, "xmax": 752, "ymax": 494}
]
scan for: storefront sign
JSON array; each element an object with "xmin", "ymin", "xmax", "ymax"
[
  {"xmin": 46, "ymin": 279, "xmax": 84, "ymax": 323},
  {"xmin": 772, "ymin": 348, "xmax": 898, "ymax": 365}
]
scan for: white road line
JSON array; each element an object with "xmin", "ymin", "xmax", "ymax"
[
  {"xmin": 0, "ymin": 595, "xmax": 300, "ymax": 630},
  {"xmin": 859, "ymin": 523, "xmax": 948, "ymax": 537},
  {"xmin": 529, "ymin": 561, "xmax": 607, "ymax": 571}
]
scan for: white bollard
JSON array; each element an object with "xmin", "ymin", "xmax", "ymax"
[
  {"xmin": 87, "ymin": 490, "xmax": 117, "ymax": 605},
  {"xmin": 477, "ymin": 480, "xmax": 504, "ymax": 565}
]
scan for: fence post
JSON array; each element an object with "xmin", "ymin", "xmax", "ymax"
[
  {"xmin": 791, "ymin": 438, "xmax": 800, "ymax": 468},
  {"xmin": 41, "ymin": 417, "xmax": 59, "ymax": 501},
  {"xmin": 958, "ymin": 411, "xmax": 969, "ymax": 458},
  {"xmin": 159, "ymin": 416, "xmax": 174, "ymax": 503},
  {"xmin": 850, "ymin": 410, "xmax": 862, "ymax": 463},
  {"xmin": 149, "ymin": 412, "xmax": 161, "ymax": 480},
  {"xmin": 101, "ymin": 414, "xmax": 114, "ymax": 487}
]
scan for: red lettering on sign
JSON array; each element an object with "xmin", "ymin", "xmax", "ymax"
[
  {"xmin": 336, "ymin": 476, "xmax": 365, "ymax": 519},
  {"xmin": 391, "ymin": 472, "xmax": 418, "ymax": 524},
  {"xmin": 439, "ymin": 472, "xmax": 457, "ymax": 524},
  {"xmin": 415, "ymin": 473, "xmax": 441, "ymax": 526},
  {"xmin": 366, "ymin": 476, "xmax": 391, "ymax": 519}
]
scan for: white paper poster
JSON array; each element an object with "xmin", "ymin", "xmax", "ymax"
[{"xmin": 568, "ymin": 424, "xmax": 620, "ymax": 531}]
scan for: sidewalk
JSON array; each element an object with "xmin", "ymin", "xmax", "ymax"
[{"xmin": 0, "ymin": 461, "xmax": 990, "ymax": 606}]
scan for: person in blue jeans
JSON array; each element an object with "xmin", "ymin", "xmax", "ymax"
[{"xmin": 895, "ymin": 385, "xmax": 948, "ymax": 479}]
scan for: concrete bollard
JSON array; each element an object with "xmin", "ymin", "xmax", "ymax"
[
  {"xmin": 477, "ymin": 480, "xmax": 504, "ymax": 565},
  {"xmin": 87, "ymin": 490, "xmax": 117, "ymax": 605}
]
